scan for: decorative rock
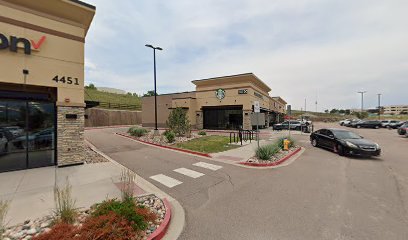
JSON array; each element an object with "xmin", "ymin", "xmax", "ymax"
[
  {"xmin": 3, "ymin": 194, "xmax": 167, "ymax": 240},
  {"xmin": 26, "ymin": 228, "xmax": 37, "ymax": 235},
  {"xmin": 40, "ymin": 222, "xmax": 49, "ymax": 228}
]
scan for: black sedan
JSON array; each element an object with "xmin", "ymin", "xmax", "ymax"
[
  {"xmin": 273, "ymin": 121, "xmax": 305, "ymax": 130},
  {"xmin": 310, "ymin": 128, "xmax": 381, "ymax": 157},
  {"xmin": 352, "ymin": 120, "xmax": 382, "ymax": 129}
]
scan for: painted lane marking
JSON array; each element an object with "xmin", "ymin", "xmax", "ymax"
[
  {"xmin": 150, "ymin": 174, "xmax": 182, "ymax": 188},
  {"xmin": 174, "ymin": 168, "xmax": 205, "ymax": 179},
  {"xmin": 193, "ymin": 162, "xmax": 223, "ymax": 171}
]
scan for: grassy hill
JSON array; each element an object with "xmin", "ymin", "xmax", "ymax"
[{"xmin": 85, "ymin": 88, "xmax": 142, "ymax": 110}]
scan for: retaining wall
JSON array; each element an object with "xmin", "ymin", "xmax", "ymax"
[{"xmin": 85, "ymin": 108, "xmax": 142, "ymax": 127}]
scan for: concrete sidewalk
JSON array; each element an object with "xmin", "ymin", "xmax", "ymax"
[
  {"xmin": 0, "ymin": 162, "xmax": 123, "ymax": 225},
  {"xmin": 211, "ymin": 131, "xmax": 291, "ymax": 162}
]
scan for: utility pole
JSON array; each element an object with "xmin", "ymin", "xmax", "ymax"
[
  {"xmin": 377, "ymin": 93, "xmax": 382, "ymax": 120},
  {"xmin": 357, "ymin": 91, "xmax": 367, "ymax": 113},
  {"xmin": 304, "ymin": 98, "xmax": 307, "ymax": 113}
]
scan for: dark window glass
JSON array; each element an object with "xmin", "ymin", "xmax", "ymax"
[
  {"xmin": 0, "ymin": 100, "xmax": 27, "ymax": 171},
  {"xmin": 28, "ymin": 102, "xmax": 55, "ymax": 151},
  {"xmin": 319, "ymin": 129, "xmax": 328, "ymax": 136},
  {"xmin": 0, "ymin": 99, "xmax": 55, "ymax": 172},
  {"xmin": 203, "ymin": 106, "xmax": 243, "ymax": 130}
]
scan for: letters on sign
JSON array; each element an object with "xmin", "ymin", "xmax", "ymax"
[
  {"xmin": 0, "ymin": 33, "xmax": 46, "ymax": 55},
  {"xmin": 238, "ymin": 89, "xmax": 248, "ymax": 94}
]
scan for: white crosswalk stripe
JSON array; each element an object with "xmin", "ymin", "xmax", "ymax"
[
  {"xmin": 174, "ymin": 168, "xmax": 204, "ymax": 178},
  {"xmin": 149, "ymin": 174, "xmax": 182, "ymax": 188},
  {"xmin": 193, "ymin": 162, "xmax": 223, "ymax": 171}
]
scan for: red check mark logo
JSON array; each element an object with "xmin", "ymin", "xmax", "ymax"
[{"xmin": 30, "ymin": 36, "xmax": 46, "ymax": 49}]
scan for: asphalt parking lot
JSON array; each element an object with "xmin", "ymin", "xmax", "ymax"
[{"xmin": 87, "ymin": 125, "xmax": 408, "ymax": 240}]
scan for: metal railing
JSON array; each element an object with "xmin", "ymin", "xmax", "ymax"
[{"xmin": 230, "ymin": 129, "xmax": 257, "ymax": 145}]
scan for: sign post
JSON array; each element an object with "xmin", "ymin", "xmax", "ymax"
[
  {"xmin": 287, "ymin": 105, "xmax": 292, "ymax": 137},
  {"xmin": 254, "ymin": 101, "xmax": 260, "ymax": 148}
]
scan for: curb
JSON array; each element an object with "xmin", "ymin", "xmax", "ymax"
[
  {"xmin": 116, "ymin": 133, "xmax": 212, "ymax": 158},
  {"xmin": 239, "ymin": 147, "xmax": 302, "ymax": 167},
  {"xmin": 85, "ymin": 125, "xmax": 135, "ymax": 130},
  {"xmin": 85, "ymin": 139, "xmax": 186, "ymax": 240},
  {"xmin": 148, "ymin": 198, "xmax": 172, "ymax": 240}
]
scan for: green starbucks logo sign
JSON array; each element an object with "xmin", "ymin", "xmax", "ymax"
[{"xmin": 215, "ymin": 88, "xmax": 226, "ymax": 100}]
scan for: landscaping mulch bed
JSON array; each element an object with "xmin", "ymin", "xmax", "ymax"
[
  {"xmin": 246, "ymin": 146, "xmax": 300, "ymax": 164},
  {"xmin": 136, "ymin": 131, "xmax": 202, "ymax": 146},
  {"xmin": 84, "ymin": 144, "xmax": 109, "ymax": 164},
  {"xmin": 2, "ymin": 194, "xmax": 166, "ymax": 240}
]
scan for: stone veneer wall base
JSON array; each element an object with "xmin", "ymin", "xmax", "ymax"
[{"xmin": 57, "ymin": 106, "xmax": 85, "ymax": 166}]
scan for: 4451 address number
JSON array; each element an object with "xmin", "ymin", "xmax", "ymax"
[{"xmin": 52, "ymin": 75, "xmax": 80, "ymax": 85}]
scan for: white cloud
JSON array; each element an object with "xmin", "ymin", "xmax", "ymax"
[{"xmin": 84, "ymin": 0, "xmax": 408, "ymax": 110}]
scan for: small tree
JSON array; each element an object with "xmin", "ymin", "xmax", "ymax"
[
  {"xmin": 354, "ymin": 111, "xmax": 369, "ymax": 119},
  {"xmin": 143, "ymin": 90, "xmax": 157, "ymax": 97},
  {"xmin": 167, "ymin": 107, "xmax": 190, "ymax": 136},
  {"xmin": 85, "ymin": 83, "xmax": 97, "ymax": 90}
]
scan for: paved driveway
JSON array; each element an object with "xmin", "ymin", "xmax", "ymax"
[{"xmin": 85, "ymin": 125, "xmax": 408, "ymax": 240}]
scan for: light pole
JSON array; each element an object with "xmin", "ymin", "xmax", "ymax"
[
  {"xmin": 357, "ymin": 91, "xmax": 367, "ymax": 113},
  {"xmin": 377, "ymin": 93, "xmax": 382, "ymax": 120},
  {"xmin": 145, "ymin": 44, "xmax": 163, "ymax": 135}
]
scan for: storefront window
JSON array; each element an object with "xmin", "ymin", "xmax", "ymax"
[
  {"xmin": 203, "ymin": 106, "xmax": 243, "ymax": 130},
  {"xmin": 0, "ymin": 99, "xmax": 55, "ymax": 172}
]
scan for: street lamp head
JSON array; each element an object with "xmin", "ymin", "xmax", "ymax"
[
  {"xmin": 145, "ymin": 44, "xmax": 154, "ymax": 48},
  {"xmin": 156, "ymin": 47, "xmax": 163, "ymax": 51}
]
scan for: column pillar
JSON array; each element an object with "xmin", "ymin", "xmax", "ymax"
[
  {"xmin": 57, "ymin": 106, "xmax": 85, "ymax": 166},
  {"xmin": 196, "ymin": 111, "xmax": 203, "ymax": 129},
  {"xmin": 243, "ymin": 110, "xmax": 252, "ymax": 130}
]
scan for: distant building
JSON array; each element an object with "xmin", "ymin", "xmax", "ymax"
[
  {"xmin": 142, "ymin": 73, "xmax": 287, "ymax": 130},
  {"xmin": 98, "ymin": 87, "xmax": 126, "ymax": 94},
  {"xmin": 383, "ymin": 105, "xmax": 408, "ymax": 115}
]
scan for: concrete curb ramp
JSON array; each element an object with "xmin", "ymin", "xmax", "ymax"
[{"xmin": 85, "ymin": 140, "xmax": 185, "ymax": 240}]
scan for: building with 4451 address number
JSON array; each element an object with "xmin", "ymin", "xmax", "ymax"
[{"xmin": 0, "ymin": 0, "xmax": 95, "ymax": 172}]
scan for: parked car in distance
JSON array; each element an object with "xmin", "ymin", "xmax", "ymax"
[
  {"xmin": 352, "ymin": 120, "xmax": 382, "ymax": 129},
  {"xmin": 381, "ymin": 120, "xmax": 400, "ymax": 128},
  {"xmin": 397, "ymin": 123, "xmax": 408, "ymax": 135},
  {"xmin": 310, "ymin": 128, "xmax": 381, "ymax": 157},
  {"xmin": 388, "ymin": 121, "xmax": 406, "ymax": 129},
  {"xmin": 273, "ymin": 121, "xmax": 305, "ymax": 130},
  {"xmin": 345, "ymin": 119, "xmax": 360, "ymax": 127},
  {"xmin": 339, "ymin": 119, "xmax": 352, "ymax": 126}
]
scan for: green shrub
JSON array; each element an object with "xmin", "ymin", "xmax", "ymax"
[
  {"xmin": 255, "ymin": 143, "xmax": 280, "ymax": 160},
  {"xmin": 163, "ymin": 130, "xmax": 176, "ymax": 143},
  {"xmin": 198, "ymin": 131, "xmax": 207, "ymax": 136},
  {"xmin": 166, "ymin": 107, "xmax": 191, "ymax": 136},
  {"xmin": 128, "ymin": 127, "xmax": 148, "ymax": 137},
  {"xmin": 92, "ymin": 198, "xmax": 148, "ymax": 231},
  {"xmin": 53, "ymin": 180, "xmax": 78, "ymax": 224}
]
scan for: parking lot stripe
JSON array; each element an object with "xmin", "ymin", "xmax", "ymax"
[
  {"xmin": 193, "ymin": 162, "xmax": 223, "ymax": 171},
  {"xmin": 149, "ymin": 174, "xmax": 182, "ymax": 188},
  {"xmin": 174, "ymin": 168, "xmax": 205, "ymax": 179}
]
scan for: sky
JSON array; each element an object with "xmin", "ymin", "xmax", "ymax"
[{"xmin": 84, "ymin": 0, "xmax": 408, "ymax": 111}]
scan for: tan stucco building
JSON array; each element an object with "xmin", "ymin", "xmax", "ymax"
[
  {"xmin": 142, "ymin": 73, "xmax": 287, "ymax": 130},
  {"xmin": 0, "ymin": 0, "xmax": 95, "ymax": 172}
]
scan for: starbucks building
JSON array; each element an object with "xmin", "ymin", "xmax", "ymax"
[
  {"xmin": 142, "ymin": 73, "xmax": 287, "ymax": 130},
  {"xmin": 0, "ymin": 0, "xmax": 95, "ymax": 172}
]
